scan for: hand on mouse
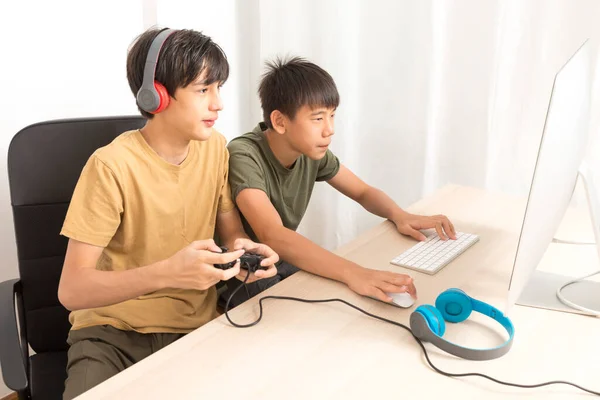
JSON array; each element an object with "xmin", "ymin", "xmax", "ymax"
[{"xmin": 344, "ymin": 267, "xmax": 417, "ymax": 303}]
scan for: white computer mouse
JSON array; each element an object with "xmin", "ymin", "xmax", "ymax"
[{"xmin": 387, "ymin": 292, "xmax": 415, "ymax": 308}]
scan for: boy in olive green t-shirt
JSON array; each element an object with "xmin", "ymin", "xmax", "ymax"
[{"xmin": 223, "ymin": 57, "xmax": 457, "ymax": 308}]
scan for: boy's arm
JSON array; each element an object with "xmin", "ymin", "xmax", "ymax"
[
  {"xmin": 235, "ymin": 189, "xmax": 416, "ymax": 302},
  {"xmin": 215, "ymin": 208, "xmax": 279, "ymax": 281},
  {"xmin": 59, "ymin": 239, "xmax": 169, "ymax": 311},
  {"xmin": 215, "ymin": 207, "xmax": 249, "ymax": 250},
  {"xmin": 327, "ymin": 165, "xmax": 457, "ymax": 241},
  {"xmin": 58, "ymin": 239, "xmax": 243, "ymax": 311}
]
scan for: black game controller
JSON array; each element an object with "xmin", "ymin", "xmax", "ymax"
[{"xmin": 213, "ymin": 246, "xmax": 268, "ymax": 273}]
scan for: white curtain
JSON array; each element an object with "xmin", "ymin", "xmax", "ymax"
[
  {"xmin": 261, "ymin": 0, "xmax": 600, "ymax": 248},
  {"xmin": 153, "ymin": 0, "xmax": 600, "ymax": 250}
]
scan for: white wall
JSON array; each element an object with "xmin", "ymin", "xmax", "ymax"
[{"xmin": 0, "ymin": 0, "xmax": 146, "ymax": 396}]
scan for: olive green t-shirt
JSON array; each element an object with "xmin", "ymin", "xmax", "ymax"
[{"xmin": 227, "ymin": 122, "xmax": 340, "ymax": 241}]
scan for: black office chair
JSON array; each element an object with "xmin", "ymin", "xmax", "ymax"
[{"xmin": 0, "ymin": 116, "xmax": 145, "ymax": 400}]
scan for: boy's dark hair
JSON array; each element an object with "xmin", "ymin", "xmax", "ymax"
[
  {"xmin": 258, "ymin": 56, "xmax": 340, "ymax": 129},
  {"xmin": 127, "ymin": 27, "xmax": 229, "ymax": 119}
]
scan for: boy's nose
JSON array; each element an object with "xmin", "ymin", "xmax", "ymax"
[
  {"xmin": 324, "ymin": 120, "xmax": 334, "ymax": 136},
  {"xmin": 210, "ymin": 94, "xmax": 223, "ymax": 111}
]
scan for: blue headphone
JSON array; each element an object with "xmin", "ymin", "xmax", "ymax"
[{"xmin": 409, "ymin": 288, "xmax": 515, "ymax": 361}]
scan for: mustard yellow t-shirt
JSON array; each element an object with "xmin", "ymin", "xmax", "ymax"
[{"xmin": 61, "ymin": 129, "xmax": 234, "ymax": 333}]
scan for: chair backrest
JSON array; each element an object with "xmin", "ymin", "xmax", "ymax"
[{"xmin": 7, "ymin": 116, "xmax": 145, "ymax": 353}]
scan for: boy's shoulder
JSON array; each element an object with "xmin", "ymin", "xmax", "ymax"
[
  {"xmin": 91, "ymin": 130, "xmax": 141, "ymax": 171},
  {"xmin": 227, "ymin": 126, "xmax": 265, "ymax": 157}
]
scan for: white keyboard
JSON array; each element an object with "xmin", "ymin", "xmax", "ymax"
[{"xmin": 390, "ymin": 231, "xmax": 479, "ymax": 275}]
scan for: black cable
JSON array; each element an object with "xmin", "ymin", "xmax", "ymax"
[{"xmin": 224, "ymin": 282, "xmax": 599, "ymax": 396}]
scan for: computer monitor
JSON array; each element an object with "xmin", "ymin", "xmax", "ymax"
[{"xmin": 507, "ymin": 39, "xmax": 600, "ymax": 316}]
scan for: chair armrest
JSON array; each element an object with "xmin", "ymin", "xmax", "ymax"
[{"xmin": 0, "ymin": 279, "xmax": 28, "ymax": 392}]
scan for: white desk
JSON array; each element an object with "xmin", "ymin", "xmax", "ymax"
[{"xmin": 77, "ymin": 185, "xmax": 600, "ymax": 400}]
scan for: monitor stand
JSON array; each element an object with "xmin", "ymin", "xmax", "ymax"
[
  {"xmin": 517, "ymin": 270, "xmax": 600, "ymax": 315},
  {"xmin": 516, "ymin": 164, "xmax": 600, "ymax": 316}
]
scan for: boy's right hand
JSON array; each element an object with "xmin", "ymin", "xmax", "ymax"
[
  {"xmin": 344, "ymin": 267, "xmax": 417, "ymax": 303},
  {"xmin": 165, "ymin": 239, "xmax": 245, "ymax": 290}
]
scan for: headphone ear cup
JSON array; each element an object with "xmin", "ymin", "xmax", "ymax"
[
  {"xmin": 414, "ymin": 305, "xmax": 446, "ymax": 337},
  {"xmin": 435, "ymin": 288, "xmax": 472, "ymax": 323},
  {"xmin": 152, "ymin": 82, "xmax": 170, "ymax": 114}
]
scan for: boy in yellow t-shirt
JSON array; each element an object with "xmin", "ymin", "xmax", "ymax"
[{"xmin": 58, "ymin": 27, "xmax": 279, "ymax": 400}]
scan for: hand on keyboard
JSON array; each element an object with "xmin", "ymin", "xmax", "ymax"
[{"xmin": 392, "ymin": 212, "xmax": 457, "ymax": 241}]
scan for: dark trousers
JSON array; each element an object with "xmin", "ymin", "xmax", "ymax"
[
  {"xmin": 218, "ymin": 262, "xmax": 299, "ymax": 309},
  {"xmin": 63, "ymin": 325, "xmax": 184, "ymax": 400}
]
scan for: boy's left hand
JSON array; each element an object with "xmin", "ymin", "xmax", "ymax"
[
  {"xmin": 232, "ymin": 238, "xmax": 279, "ymax": 283},
  {"xmin": 393, "ymin": 213, "xmax": 457, "ymax": 241}
]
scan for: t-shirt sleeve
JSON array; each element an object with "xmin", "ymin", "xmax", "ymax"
[
  {"xmin": 60, "ymin": 155, "xmax": 124, "ymax": 247},
  {"xmin": 227, "ymin": 143, "xmax": 268, "ymax": 201},
  {"xmin": 316, "ymin": 149, "xmax": 341, "ymax": 181},
  {"xmin": 218, "ymin": 146, "xmax": 236, "ymax": 213}
]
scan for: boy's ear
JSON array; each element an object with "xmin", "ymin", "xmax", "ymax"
[{"xmin": 270, "ymin": 110, "xmax": 286, "ymax": 135}]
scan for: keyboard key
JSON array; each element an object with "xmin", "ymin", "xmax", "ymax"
[{"xmin": 389, "ymin": 231, "xmax": 479, "ymax": 275}]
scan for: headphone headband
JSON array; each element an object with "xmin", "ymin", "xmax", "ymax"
[
  {"xmin": 471, "ymin": 297, "xmax": 515, "ymax": 337},
  {"xmin": 410, "ymin": 288, "xmax": 514, "ymax": 361}
]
